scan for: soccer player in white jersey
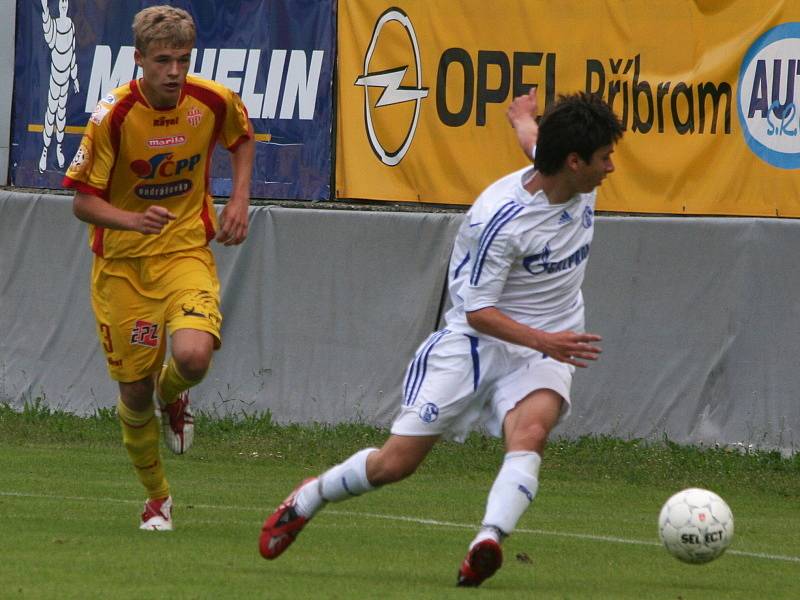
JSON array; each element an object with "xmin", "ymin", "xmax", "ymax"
[{"xmin": 259, "ymin": 90, "xmax": 623, "ymax": 587}]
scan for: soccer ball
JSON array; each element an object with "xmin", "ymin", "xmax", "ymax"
[{"xmin": 658, "ymin": 488, "xmax": 734, "ymax": 564}]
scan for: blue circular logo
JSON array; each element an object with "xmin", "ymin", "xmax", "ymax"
[
  {"xmin": 738, "ymin": 22, "xmax": 800, "ymax": 169},
  {"xmin": 418, "ymin": 402, "xmax": 439, "ymax": 423},
  {"xmin": 582, "ymin": 206, "xmax": 593, "ymax": 229}
]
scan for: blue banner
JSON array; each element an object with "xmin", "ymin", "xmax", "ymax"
[{"xmin": 12, "ymin": 0, "xmax": 334, "ymax": 200}]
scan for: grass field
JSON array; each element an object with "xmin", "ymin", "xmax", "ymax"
[{"xmin": 1, "ymin": 401, "xmax": 799, "ymax": 599}]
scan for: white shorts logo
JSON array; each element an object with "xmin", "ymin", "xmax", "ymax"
[
  {"xmin": 738, "ymin": 23, "xmax": 800, "ymax": 169},
  {"xmin": 354, "ymin": 7, "xmax": 429, "ymax": 166},
  {"xmin": 418, "ymin": 402, "xmax": 439, "ymax": 423}
]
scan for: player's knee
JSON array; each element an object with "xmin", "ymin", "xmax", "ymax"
[
  {"xmin": 120, "ymin": 378, "xmax": 155, "ymax": 411},
  {"xmin": 171, "ymin": 347, "xmax": 211, "ymax": 381},
  {"xmin": 514, "ymin": 422, "xmax": 550, "ymax": 452}
]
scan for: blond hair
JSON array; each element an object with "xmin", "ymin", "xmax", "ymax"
[{"xmin": 132, "ymin": 5, "xmax": 196, "ymax": 54}]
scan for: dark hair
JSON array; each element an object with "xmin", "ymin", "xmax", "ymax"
[{"xmin": 534, "ymin": 92, "xmax": 623, "ymax": 175}]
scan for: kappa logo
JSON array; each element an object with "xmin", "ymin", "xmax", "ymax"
[
  {"xmin": 181, "ymin": 304, "xmax": 207, "ymax": 318},
  {"xmin": 355, "ymin": 7, "xmax": 429, "ymax": 166}
]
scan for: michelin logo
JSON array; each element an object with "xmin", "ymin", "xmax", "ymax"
[
  {"xmin": 39, "ymin": 0, "xmax": 80, "ymax": 173},
  {"xmin": 738, "ymin": 22, "xmax": 800, "ymax": 169},
  {"xmin": 86, "ymin": 45, "xmax": 324, "ymax": 121}
]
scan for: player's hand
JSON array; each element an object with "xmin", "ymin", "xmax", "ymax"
[
  {"xmin": 135, "ymin": 205, "xmax": 176, "ymax": 235},
  {"xmin": 535, "ymin": 330, "xmax": 602, "ymax": 368},
  {"xmin": 507, "ymin": 86, "xmax": 539, "ymax": 161},
  {"xmin": 507, "ymin": 86, "xmax": 539, "ymax": 126},
  {"xmin": 216, "ymin": 199, "xmax": 249, "ymax": 246}
]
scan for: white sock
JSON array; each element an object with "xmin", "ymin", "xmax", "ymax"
[
  {"xmin": 469, "ymin": 525, "xmax": 503, "ymax": 550},
  {"xmin": 293, "ymin": 448, "xmax": 378, "ymax": 518},
  {"xmin": 319, "ymin": 448, "xmax": 378, "ymax": 503},
  {"xmin": 293, "ymin": 478, "xmax": 325, "ymax": 518},
  {"xmin": 478, "ymin": 451, "xmax": 541, "ymax": 539},
  {"xmin": 294, "ymin": 448, "xmax": 378, "ymax": 518}
]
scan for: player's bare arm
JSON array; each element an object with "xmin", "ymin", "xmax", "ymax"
[
  {"xmin": 507, "ymin": 86, "xmax": 539, "ymax": 162},
  {"xmin": 217, "ymin": 121, "xmax": 255, "ymax": 246},
  {"xmin": 73, "ymin": 191, "xmax": 176, "ymax": 235},
  {"xmin": 466, "ymin": 306, "xmax": 601, "ymax": 368}
]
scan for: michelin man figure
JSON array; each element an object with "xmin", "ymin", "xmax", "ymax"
[{"xmin": 39, "ymin": 0, "xmax": 79, "ymax": 173}]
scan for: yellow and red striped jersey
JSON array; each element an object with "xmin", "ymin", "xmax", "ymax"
[{"xmin": 64, "ymin": 75, "xmax": 251, "ymax": 258}]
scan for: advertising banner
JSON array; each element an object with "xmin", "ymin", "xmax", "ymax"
[
  {"xmin": 337, "ymin": 0, "xmax": 800, "ymax": 216},
  {"xmin": 12, "ymin": 0, "xmax": 334, "ymax": 200}
]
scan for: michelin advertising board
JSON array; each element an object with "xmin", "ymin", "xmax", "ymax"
[
  {"xmin": 337, "ymin": 0, "xmax": 800, "ymax": 216},
  {"xmin": 12, "ymin": 0, "xmax": 334, "ymax": 200}
]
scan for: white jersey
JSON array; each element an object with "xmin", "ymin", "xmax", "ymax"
[{"xmin": 444, "ymin": 166, "xmax": 596, "ymax": 336}]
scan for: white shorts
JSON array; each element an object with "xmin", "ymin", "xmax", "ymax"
[{"xmin": 391, "ymin": 329, "xmax": 574, "ymax": 442}]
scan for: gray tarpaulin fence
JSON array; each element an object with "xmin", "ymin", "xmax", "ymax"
[{"xmin": 1, "ymin": 190, "xmax": 798, "ymax": 454}]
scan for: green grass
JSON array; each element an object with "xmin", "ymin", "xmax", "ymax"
[{"xmin": 1, "ymin": 401, "xmax": 799, "ymax": 599}]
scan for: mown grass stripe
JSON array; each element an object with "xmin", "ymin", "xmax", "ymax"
[{"xmin": 3, "ymin": 490, "xmax": 797, "ymax": 564}]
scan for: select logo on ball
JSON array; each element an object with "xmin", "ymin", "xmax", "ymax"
[{"xmin": 658, "ymin": 487, "xmax": 734, "ymax": 564}]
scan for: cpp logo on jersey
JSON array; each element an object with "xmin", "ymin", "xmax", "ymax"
[
  {"xmin": 130, "ymin": 152, "xmax": 201, "ymax": 199},
  {"xmin": 354, "ymin": 7, "xmax": 429, "ymax": 166},
  {"xmin": 418, "ymin": 402, "xmax": 439, "ymax": 423},
  {"xmin": 130, "ymin": 152, "xmax": 201, "ymax": 180},
  {"xmin": 738, "ymin": 23, "xmax": 800, "ymax": 169}
]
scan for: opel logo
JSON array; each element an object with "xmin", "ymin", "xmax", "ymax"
[{"xmin": 355, "ymin": 8, "xmax": 429, "ymax": 166}]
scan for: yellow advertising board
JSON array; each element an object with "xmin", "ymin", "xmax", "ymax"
[{"xmin": 336, "ymin": 0, "xmax": 800, "ymax": 216}]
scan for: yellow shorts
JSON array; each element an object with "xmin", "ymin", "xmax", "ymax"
[{"xmin": 90, "ymin": 246, "xmax": 222, "ymax": 382}]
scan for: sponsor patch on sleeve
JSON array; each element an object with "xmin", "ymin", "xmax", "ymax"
[
  {"xmin": 90, "ymin": 103, "xmax": 110, "ymax": 125},
  {"xmin": 69, "ymin": 140, "xmax": 91, "ymax": 174}
]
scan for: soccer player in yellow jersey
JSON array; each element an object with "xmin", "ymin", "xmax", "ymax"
[{"xmin": 63, "ymin": 5, "xmax": 255, "ymax": 531}]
